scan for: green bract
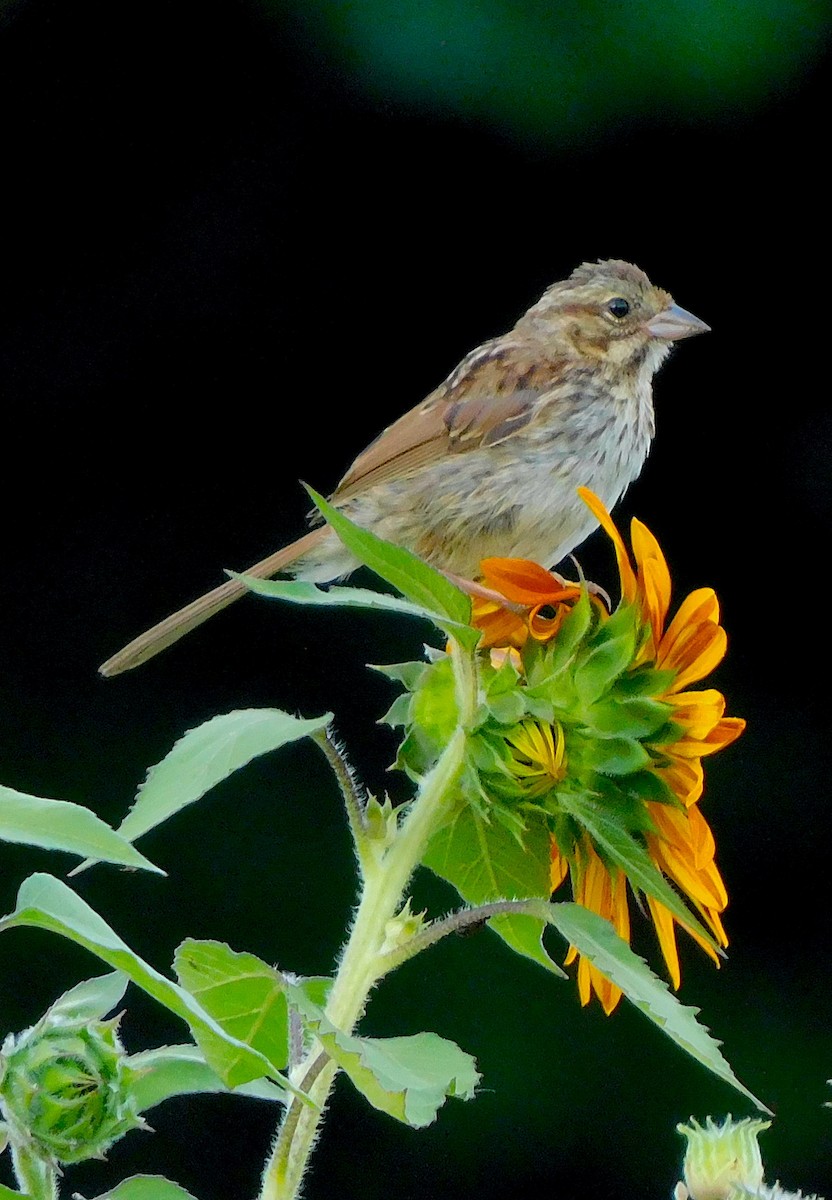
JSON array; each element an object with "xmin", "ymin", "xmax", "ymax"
[
  {"xmin": 388, "ymin": 594, "xmax": 679, "ymax": 833},
  {"xmin": 0, "ymin": 1012, "xmax": 146, "ymax": 1165}
]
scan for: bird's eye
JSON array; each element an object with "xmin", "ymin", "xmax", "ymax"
[{"xmin": 607, "ymin": 297, "xmax": 630, "ymax": 319}]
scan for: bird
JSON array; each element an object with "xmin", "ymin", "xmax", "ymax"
[{"xmin": 99, "ymin": 259, "xmax": 709, "ymax": 676}]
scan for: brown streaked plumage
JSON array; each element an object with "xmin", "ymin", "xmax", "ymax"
[{"xmin": 100, "ymin": 259, "xmax": 708, "ymax": 675}]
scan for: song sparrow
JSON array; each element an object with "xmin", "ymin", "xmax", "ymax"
[{"xmin": 100, "ymin": 259, "xmax": 708, "ymax": 675}]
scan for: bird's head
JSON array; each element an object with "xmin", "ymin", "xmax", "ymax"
[{"xmin": 518, "ymin": 259, "xmax": 709, "ymax": 377}]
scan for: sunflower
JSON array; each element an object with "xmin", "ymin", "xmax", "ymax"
[{"xmin": 471, "ymin": 489, "xmax": 745, "ymax": 1013}]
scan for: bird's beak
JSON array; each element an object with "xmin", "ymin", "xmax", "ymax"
[{"xmin": 645, "ymin": 304, "xmax": 710, "ymax": 340}]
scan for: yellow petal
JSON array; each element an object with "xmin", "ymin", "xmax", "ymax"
[
  {"xmin": 662, "ymin": 624, "xmax": 728, "ymax": 692},
  {"xmin": 666, "ymin": 689, "xmax": 726, "ymax": 739},
  {"xmin": 550, "ymin": 843, "xmax": 569, "ymax": 891},
  {"xmin": 657, "ymin": 757, "xmax": 704, "ymax": 806}
]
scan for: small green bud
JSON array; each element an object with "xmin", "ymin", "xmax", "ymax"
[
  {"xmin": 380, "ymin": 899, "xmax": 426, "ymax": 956},
  {"xmin": 675, "ymin": 1117, "xmax": 770, "ymax": 1200},
  {"xmin": 0, "ymin": 1012, "xmax": 147, "ymax": 1165},
  {"xmin": 364, "ymin": 793, "xmax": 399, "ymax": 851}
]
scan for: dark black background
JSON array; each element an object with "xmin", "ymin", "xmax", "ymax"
[{"xmin": 0, "ymin": 2, "xmax": 830, "ymax": 1197}]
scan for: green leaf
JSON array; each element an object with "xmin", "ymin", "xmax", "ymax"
[
  {"xmin": 232, "ymin": 575, "xmax": 476, "ymax": 644},
  {"xmin": 574, "ymin": 632, "xmax": 636, "ymax": 705},
  {"xmin": 285, "ymin": 984, "xmax": 479, "ymax": 1128},
  {"xmin": 0, "ymin": 785, "xmax": 162, "ymax": 873},
  {"xmin": 544, "ymin": 902, "xmax": 769, "ymax": 1113},
  {"xmin": 74, "ymin": 1178, "xmax": 199, "ymax": 1200},
  {"xmin": 0, "ymin": 875, "xmax": 301, "ymax": 1096},
  {"xmin": 46, "ymin": 971, "xmax": 129, "ymax": 1022},
  {"xmin": 74, "ymin": 709, "xmax": 331, "ymax": 873},
  {"xmin": 588, "ymin": 735, "xmax": 651, "ymax": 776},
  {"xmin": 557, "ymin": 795, "xmax": 719, "ymax": 952},
  {"xmin": 305, "ymin": 486, "xmax": 478, "ymax": 647},
  {"xmin": 173, "ymin": 940, "xmax": 290, "ymax": 1078},
  {"xmin": 423, "ymin": 803, "xmax": 565, "ymax": 976},
  {"xmin": 0, "ymin": 1186, "xmax": 27, "ymax": 1200},
  {"xmin": 128, "ymin": 1045, "xmax": 287, "ymax": 1112}
]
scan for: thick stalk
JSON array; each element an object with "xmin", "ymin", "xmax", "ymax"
[{"xmin": 259, "ymin": 724, "xmax": 468, "ymax": 1200}]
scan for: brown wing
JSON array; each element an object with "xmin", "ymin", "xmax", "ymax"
[{"xmin": 333, "ymin": 339, "xmax": 564, "ymax": 502}]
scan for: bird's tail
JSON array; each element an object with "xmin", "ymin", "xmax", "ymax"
[{"xmin": 98, "ymin": 527, "xmax": 328, "ymax": 676}]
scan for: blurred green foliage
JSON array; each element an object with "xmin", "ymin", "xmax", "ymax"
[{"xmin": 265, "ymin": 0, "xmax": 827, "ymax": 143}]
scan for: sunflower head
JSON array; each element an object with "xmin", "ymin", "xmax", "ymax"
[{"xmin": 386, "ymin": 488, "xmax": 744, "ymax": 1013}]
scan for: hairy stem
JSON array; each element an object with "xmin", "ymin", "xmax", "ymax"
[
  {"xmin": 374, "ymin": 898, "xmax": 550, "ymax": 974},
  {"xmin": 311, "ymin": 726, "xmax": 369, "ymax": 867},
  {"xmin": 10, "ymin": 1144, "xmax": 58, "ymax": 1200},
  {"xmin": 259, "ymin": 636, "xmax": 477, "ymax": 1200}
]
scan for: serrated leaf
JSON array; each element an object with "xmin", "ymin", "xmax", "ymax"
[
  {"xmin": 128, "ymin": 1045, "xmax": 287, "ymax": 1112},
  {"xmin": 74, "ymin": 710, "xmax": 331, "ymax": 874},
  {"xmin": 0, "ymin": 785, "xmax": 162, "ymax": 873},
  {"xmin": 285, "ymin": 985, "xmax": 479, "ymax": 1127},
  {"xmin": 306, "ymin": 486, "xmax": 478, "ymax": 647},
  {"xmin": 423, "ymin": 803, "xmax": 565, "ymax": 976},
  {"xmin": 557, "ymin": 795, "xmax": 719, "ymax": 952},
  {"xmin": 174, "ymin": 940, "xmax": 289, "ymax": 1077},
  {"xmin": 0, "ymin": 875, "xmax": 301, "ymax": 1096},
  {"xmin": 46, "ymin": 971, "xmax": 129, "ymax": 1023},
  {"xmin": 543, "ymin": 902, "xmax": 769, "ymax": 1113},
  {"xmin": 74, "ymin": 1178, "xmax": 199, "ymax": 1200}
]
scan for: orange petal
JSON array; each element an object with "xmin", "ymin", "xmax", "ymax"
[
  {"xmin": 479, "ymin": 557, "xmax": 565, "ymax": 605},
  {"xmin": 528, "ymin": 601, "xmax": 573, "ymax": 642},
  {"xmin": 631, "ymin": 517, "xmax": 672, "ymax": 635},
  {"xmin": 646, "ymin": 895, "xmax": 681, "ymax": 989},
  {"xmin": 471, "ymin": 600, "xmax": 529, "ymax": 649},
  {"xmin": 578, "ymin": 487, "xmax": 638, "ymax": 605}
]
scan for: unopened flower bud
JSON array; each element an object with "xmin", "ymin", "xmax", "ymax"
[
  {"xmin": 0, "ymin": 1013, "xmax": 146, "ymax": 1165},
  {"xmin": 675, "ymin": 1116, "xmax": 770, "ymax": 1200}
]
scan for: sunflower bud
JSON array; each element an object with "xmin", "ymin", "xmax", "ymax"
[
  {"xmin": 0, "ymin": 1012, "xmax": 146, "ymax": 1165},
  {"xmin": 675, "ymin": 1116, "xmax": 770, "ymax": 1200}
]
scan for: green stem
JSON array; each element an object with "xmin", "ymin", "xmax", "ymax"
[
  {"xmin": 10, "ymin": 1143, "xmax": 58, "ymax": 1200},
  {"xmin": 311, "ymin": 727, "xmax": 370, "ymax": 869},
  {"xmin": 259, "ymin": 714, "xmax": 470, "ymax": 1200},
  {"xmin": 375, "ymin": 898, "xmax": 549, "ymax": 975}
]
